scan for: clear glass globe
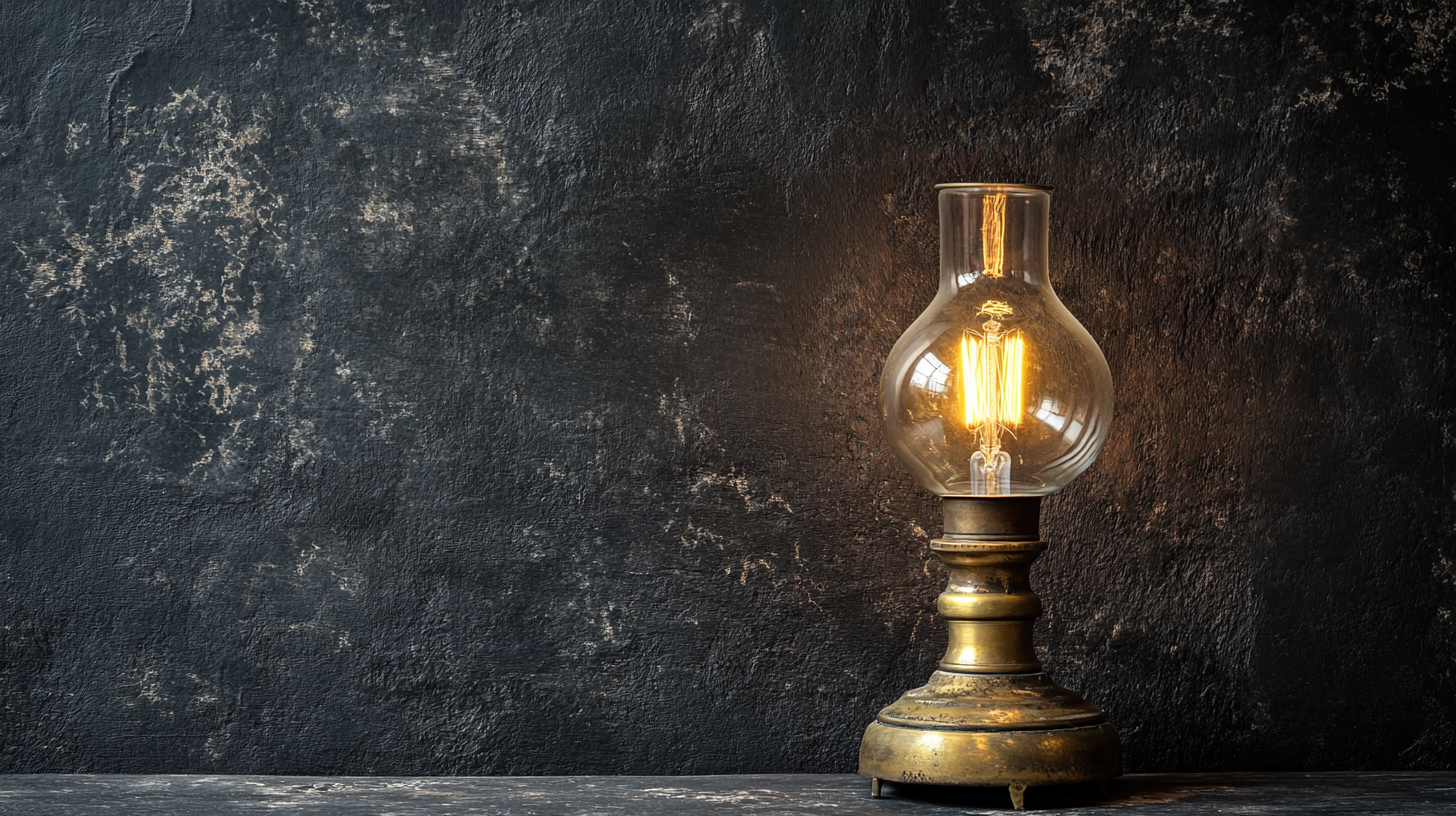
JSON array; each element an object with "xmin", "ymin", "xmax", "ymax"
[{"xmin": 881, "ymin": 184, "xmax": 1113, "ymax": 496}]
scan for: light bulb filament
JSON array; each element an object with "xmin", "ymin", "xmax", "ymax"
[
  {"xmin": 981, "ymin": 193, "xmax": 1007, "ymax": 278},
  {"xmin": 960, "ymin": 330, "xmax": 1024, "ymax": 429},
  {"xmin": 960, "ymin": 303, "xmax": 1025, "ymax": 493}
]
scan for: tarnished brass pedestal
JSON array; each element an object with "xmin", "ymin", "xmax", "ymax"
[{"xmin": 859, "ymin": 497, "xmax": 1120, "ymax": 810}]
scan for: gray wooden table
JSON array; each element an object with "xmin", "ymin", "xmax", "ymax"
[{"xmin": 2, "ymin": 772, "xmax": 1453, "ymax": 814}]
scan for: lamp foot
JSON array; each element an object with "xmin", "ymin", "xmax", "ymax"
[
  {"xmin": 870, "ymin": 777, "xmax": 881, "ymax": 798},
  {"xmin": 1009, "ymin": 781, "xmax": 1027, "ymax": 811}
]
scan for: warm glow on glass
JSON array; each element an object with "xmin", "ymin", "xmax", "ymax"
[{"xmin": 881, "ymin": 184, "xmax": 1112, "ymax": 496}]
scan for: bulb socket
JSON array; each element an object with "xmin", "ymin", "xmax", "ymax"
[{"xmin": 942, "ymin": 496, "xmax": 1041, "ymax": 540}]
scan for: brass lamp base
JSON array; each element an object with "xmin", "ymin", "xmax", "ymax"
[{"xmin": 859, "ymin": 497, "xmax": 1120, "ymax": 810}]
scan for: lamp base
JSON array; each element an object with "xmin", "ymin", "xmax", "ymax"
[
  {"xmin": 858, "ymin": 498, "xmax": 1120, "ymax": 810},
  {"xmin": 860, "ymin": 682, "xmax": 1120, "ymax": 807}
]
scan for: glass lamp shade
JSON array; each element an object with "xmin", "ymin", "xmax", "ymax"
[{"xmin": 881, "ymin": 184, "xmax": 1112, "ymax": 496}]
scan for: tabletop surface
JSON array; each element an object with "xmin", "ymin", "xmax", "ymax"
[{"xmin": 2, "ymin": 772, "xmax": 1454, "ymax": 814}]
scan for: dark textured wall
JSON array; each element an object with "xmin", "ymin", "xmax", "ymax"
[{"xmin": 2, "ymin": 0, "xmax": 1454, "ymax": 776}]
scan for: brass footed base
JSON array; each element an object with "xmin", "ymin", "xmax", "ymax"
[
  {"xmin": 859, "ymin": 498, "xmax": 1120, "ymax": 809},
  {"xmin": 862, "ymin": 721, "xmax": 1120, "ymax": 792},
  {"xmin": 859, "ymin": 674, "xmax": 1121, "ymax": 786}
]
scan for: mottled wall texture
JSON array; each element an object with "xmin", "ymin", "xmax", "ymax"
[{"xmin": 1, "ymin": 0, "xmax": 1453, "ymax": 776}]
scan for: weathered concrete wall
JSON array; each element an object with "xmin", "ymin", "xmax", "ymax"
[{"xmin": 1, "ymin": 0, "xmax": 1453, "ymax": 774}]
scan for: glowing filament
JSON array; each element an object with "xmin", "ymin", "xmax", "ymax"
[
  {"xmin": 959, "ymin": 301, "xmax": 1025, "ymax": 494},
  {"xmin": 981, "ymin": 194, "xmax": 1007, "ymax": 277},
  {"xmin": 960, "ymin": 333, "xmax": 1024, "ymax": 429}
]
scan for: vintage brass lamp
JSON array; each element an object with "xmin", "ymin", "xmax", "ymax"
[{"xmin": 860, "ymin": 183, "xmax": 1118, "ymax": 809}]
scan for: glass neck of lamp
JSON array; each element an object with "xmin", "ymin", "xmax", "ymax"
[{"xmin": 939, "ymin": 188, "xmax": 1050, "ymax": 291}]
